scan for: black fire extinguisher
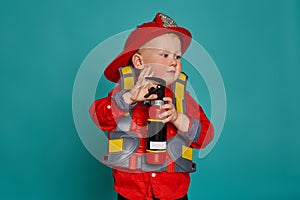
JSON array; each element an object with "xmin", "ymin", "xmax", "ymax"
[{"xmin": 144, "ymin": 77, "xmax": 167, "ymax": 165}]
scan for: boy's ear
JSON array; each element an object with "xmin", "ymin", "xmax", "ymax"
[{"xmin": 131, "ymin": 53, "xmax": 144, "ymax": 69}]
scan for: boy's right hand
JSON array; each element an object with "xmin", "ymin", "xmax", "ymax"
[{"xmin": 122, "ymin": 67, "xmax": 158, "ymax": 104}]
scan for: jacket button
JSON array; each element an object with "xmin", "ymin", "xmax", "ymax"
[
  {"xmin": 151, "ymin": 173, "xmax": 156, "ymax": 178},
  {"xmin": 107, "ymin": 105, "xmax": 111, "ymax": 109}
]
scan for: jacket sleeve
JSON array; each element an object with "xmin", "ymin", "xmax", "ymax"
[
  {"xmin": 89, "ymin": 86, "xmax": 136, "ymax": 132},
  {"xmin": 184, "ymin": 92, "xmax": 214, "ymax": 149}
]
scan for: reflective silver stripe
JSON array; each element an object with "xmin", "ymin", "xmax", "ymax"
[
  {"xmin": 150, "ymin": 100, "xmax": 164, "ymax": 106},
  {"xmin": 116, "ymin": 114, "xmax": 132, "ymax": 132}
]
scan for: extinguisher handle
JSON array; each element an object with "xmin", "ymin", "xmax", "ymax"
[
  {"xmin": 144, "ymin": 77, "xmax": 165, "ymax": 100},
  {"xmin": 144, "ymin": 87, "xmax": 157, "ymax": 98}
]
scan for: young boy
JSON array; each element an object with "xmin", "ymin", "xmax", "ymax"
[{"xmin": 89, "ymin": 13, "xmax": 214, "ymax": 200}]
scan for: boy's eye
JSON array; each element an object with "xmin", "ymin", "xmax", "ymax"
[{"xmin": 160, "ymin": 53, "xmax": 181, "ymax": 59}]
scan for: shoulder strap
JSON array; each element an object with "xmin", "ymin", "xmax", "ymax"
[
  {"xmin": 119, "ymin": 66, "xmax": 136, "ymax": 90},
  {"xmin": 173, "ymin": 72, "xmax": 188, "ymax": 114}
]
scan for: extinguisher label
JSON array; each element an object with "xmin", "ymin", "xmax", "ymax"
[{"xmin": 150, "ymin": 141, "xmax": 166, "ymax": 150}]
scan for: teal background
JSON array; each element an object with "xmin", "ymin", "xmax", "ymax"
[{"xmin": 1, "ymin": 0, "xmax": 299, "ymax": 199}]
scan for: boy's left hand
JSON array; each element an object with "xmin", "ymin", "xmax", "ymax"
[
  {"xmin": 160, "ymin": 97, "xmax": 178, "ymax": 123},
  {"xmin": 160, "ymin": 97, "xmax": 190, "ymax": 132}
]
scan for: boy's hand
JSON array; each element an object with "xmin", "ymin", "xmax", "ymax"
[
  {"xmin": 160, "ymin": 97, "xmax": 190, "ymax": 132},
  {"xmin": 123, "ymin": 67, "xmax": 157, "ymax": 104},
  {"xmin": 160, "ymin": 97, "xmax": 178, "ymax": 123}
]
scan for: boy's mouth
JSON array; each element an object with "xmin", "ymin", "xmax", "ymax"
[{"xmin": 167, "ymin": 70, "xmax": 176, "ymax": 73}]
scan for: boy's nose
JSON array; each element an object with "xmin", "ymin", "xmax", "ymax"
[{"xmin": 169, "ymin": 57, "xmax": 177, "ymax": 67}]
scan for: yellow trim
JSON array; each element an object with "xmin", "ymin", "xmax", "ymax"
[
  {"xmin": 175, "ymin": 82, "xmax": 184, "ymax": 100},
  {"xmin": 123, "ymin": 77, "xmax": 134, "ymax": 89},
  {"xmin": 121, "ymin": 66, "xmax": 133, "ymax": 75},
  {"xmin": 174, "ymin": 72, "xmax": 187, "ymax": 114},
  {"xmin": 182, "ymin": 145, "xmax": 193, "ymax": 160},
  {"xmin": 108, "ymin": 139, "xmax": 123, "ymax": 153},
  {"xmin": 147, "ymin": 119, "xmax": 164, "ymax": 122},
  {"xmin": 179, "ymin": 73, "xmax": 187, "ymax": 81},
  {"xmin": 176, "ymin": 100, "xmax": 183, "ymax": 113},
  {"xmin": 146, "ymin": 150, "xmax": 166, "ymax": 152},
  {"xmin": 175, "ymin": 81, "xmax": 184, "ymax": 113}
]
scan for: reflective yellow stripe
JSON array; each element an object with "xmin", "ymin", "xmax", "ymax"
[
  {"xmin": 179, "ymin": 73, "xmax": 187, "ymax": 81},
  {"xmin": 120, "ymin": 66, "xmax": 135, "ymax": 89},
  {"xmin": 123, "ymin": 77, "xmax": 134, "ymax": 89},
  {"xmin": 175, "ymin": 82, "xmax": 184, "ymax": 113},
  {"xmin": 146, "ymin": 150, "xmax": 166, "ymax": 152},
  {"xmin": 174, "ymin": 73, "xmax": 187, "ymax": 113},
  {"xmin": 108, "ymin": 139, "xmax": 123, "ymax": 153},
  {"xmin": 147, "ymin": 119, "xmax": 164, "ymax": 122},
  {"xmin": 121, "ymin": 66, "xmax": 133, "ymax": 75},
  {"xmin": 175, "ymin": 82, "xmax": 184, "ymax": 100},
  {"xmin": 182, "ymin": 145, "xmax": 193, "ymax": 160},
  {"xmin": 176, "ymin": 100, "xmax": 183, "ymax": 113}
]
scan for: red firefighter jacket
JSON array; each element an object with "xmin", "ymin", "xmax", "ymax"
[{"xmin": 89, "ymin": 85, "xmax": 214, "ymax": 200}]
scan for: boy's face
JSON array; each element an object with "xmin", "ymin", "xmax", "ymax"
[{"xmin": 134, "ymin": 34, "xmax": 182, "ymax": 86}]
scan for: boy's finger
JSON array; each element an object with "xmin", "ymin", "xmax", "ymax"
[
  {"xmin": 144, "ymin": 94, "xmax": 158, "ymax": 100},
  {"xmin": 161, "ymin": 104, "xmax": 172, "ymax": 110},
  {"xmin": 137, "ymin": 67, "xmax": 149, "ymax": 84},
  {"xmin": 162, "ymin": 116, "xmax": 172, "ymax": 123},
  {"xmin": 141, "ymin": 67, "xmax": 151, "ymax": 84},
  {"xmin": 163, "ymin": 97, "xmax": 173, "ymax": 103},
  {"xmin": 148, "ymin": 71, "xmax": 155, "ymax": 78}
]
